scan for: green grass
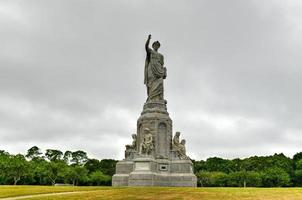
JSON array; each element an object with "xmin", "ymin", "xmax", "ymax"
[
  {"xmin": 1, "ymin": 186, "xmax": 302, "ymax": 200},
  {"xmin": 0, "ymin": 185, "xmax": 103, "ymax": 198}
]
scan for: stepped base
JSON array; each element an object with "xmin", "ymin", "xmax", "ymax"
[{"xmin": 112, "ymin": 158, "xmax": 197, "ymax": 187}]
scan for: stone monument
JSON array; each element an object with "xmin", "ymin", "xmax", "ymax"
[{"xmin": 112, "ymin": 35, "xmax": 197, "ymax": 187}]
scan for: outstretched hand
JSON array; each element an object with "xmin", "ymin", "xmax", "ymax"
[{"xmin": 148, "ymin": 34, "xmax": 151, "ymax": 40}]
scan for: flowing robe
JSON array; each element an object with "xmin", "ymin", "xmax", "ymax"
[
  {"xmin": 144, "ymin": 49, "xmax": 166, "ymax": 101},
  {"xmin": 172, "ymin": 134, "xmax": 180, "ymax": 150}
]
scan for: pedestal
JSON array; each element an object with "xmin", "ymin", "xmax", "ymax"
[{"xmin": 112, "ymin": 100, "xmax": 197, "ymax": 187}]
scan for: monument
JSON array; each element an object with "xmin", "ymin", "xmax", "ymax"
[{"xmin": 112, "ymin": 35, "xmax": 197, "ymax": 187}]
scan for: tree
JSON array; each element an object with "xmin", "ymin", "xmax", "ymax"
[
  {"xmin": 99, "ymin": 159, "xmax": 118, "ymax": 176},
  {"xmin": 44, "ymin": 160, "xmax": 67, "ymax": 185},
  {"xmin": 293, "ymin": 159, "xmax": 302, "ymax": 186},
  {"xmin": 6, "ymin": 154, "xmax": 29, "ymax": 185},
  {"xmin": 245, "ymin": 171, "xmax": 262, "ymax": 187},
  {"xmin": 293, "ymin": 169, "xmax": 302, "ymax": 186},
  {"xmin": 0, "ymin": 151, "xmax": 10, "ymax": 184},
  {"xmin": 63, "ymin": 151, "xmax": 72, "ymax": 164},
  {"xmin": 65, "ymin": 165, "xmax": 88, "ymax": 186},
  {"xmin": 192, "ymin": 160, "xmax": 206, "ymax": 173},
  {"xmin": 204, "ymin": 157, "xmax": 232, "ymax": 173},
  {"xmin": 270, "ymin": 153, "xmax": 293, "ymax": 174},
  {"xmin": 261, "ymin": 167, "xmax": 291, "ymax": 187},
  {"xmin": 85, "ymin": 159, "xmax": 101, "ymax": 174},
  {"xmin": 71, "ymin": 150, "xmax": 88, "ymax": 165},
  {"xmin": 28, "ymin": 159, "xmax": 48, "ymax": 185},
  {"xmin": 26, "ymin": 146, "xmax": 43, "ymax": 160},
  {"xmin": 228, "ymin": 158, "xmax": 244, "ymax": 173},
  {"xmin": 227, "ymin": 171, "xmax": 262, "ymax": 187},
  {"xmin": 296, "ymin": 159, "xmax": 302, "ymax": 170},
  {"xmin": 293, "ymin": 152, "xmax": 302, "ymax": 162},
  {"xmin": 197, "ymin": 171, "xmax": 227, "ymax": 187},
  {"xmin": 89, "ymin": 171, "xmax": 111, "ymax": 186},
  {"xmin": 45, "ymin": 149, "xmax": 63, "ymax": 161}
]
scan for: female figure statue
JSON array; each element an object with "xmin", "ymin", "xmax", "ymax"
[
  {"xmin": 172, "ymin": 132, "xmax": 181, "ymax": 150},
  {"xmin": 178, "ymin": 139, "xmax": 189, "ymax": 160},
  {"xmin": 172, "ymin": 132, "xmax": 189, "ymax": 159},
  {"xmin": 144, "ymin": 35, "xmax": 167, "ymax": 102}
]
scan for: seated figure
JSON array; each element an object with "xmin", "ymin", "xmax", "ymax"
[
  {"xmin": 125, "ymin": 134, "xmax": 137, "ymax": 159},
  {"xmin": 172, "ymin": 132, "xmax": 189, "ymax": 160},
  {"xmin": 139, "ymin": 128, "xmax": 153, "ymax": 155},
  {"xmin": 178, "ymin": 139, "xmax": 189, "ymax": 160},
  {"xmin": 172, "ymin": 132, "xmax": 181, "ymax": 150}
]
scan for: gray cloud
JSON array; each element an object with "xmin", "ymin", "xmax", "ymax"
[{"xmin": 0, "ymin": 0, "xmax": 302, "ymax": 160}]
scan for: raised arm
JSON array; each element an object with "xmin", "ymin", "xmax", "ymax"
[{"xmin": 145, "ymin": 34, "xmax": 152, "ymax": 53}]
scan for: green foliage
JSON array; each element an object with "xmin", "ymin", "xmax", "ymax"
[
  {"xmin": 295, "ymin": 160, "xmax": 302, "ymax": 170},
  {"xmin": 84, "ymin": 159, "xmax": 101, "ymax": 174},
  {"xmin": 71, "ymin": 151, "xmax": 88, "ymax": 165},
  {"xmin": 27, "ymin": 159, "xmax": 48, "ymax": 185},
  {"xmin": 204, "ymin": 157, "xmax": 231, "ymax": 173},
  {"xmin": 99, "ymin": 159, "xmax": 118, "ymax": 176},
  {"xmin": 0, "ymin": 151, "xmax": 10, "ymax": 184},
  {"xmin": 26, "ymin": 146, "xmax": 43, "ymax": 160},
  {"xmin": 89, "ymin": 171, "xmax": 111, "ymax": 186},
  {"xmin": 261, "ymin": 167, "xmax": 291, "ymax": 187},
  {"xmin": 293, "ymin": 152, "xmax": 302, "ymax": 162},
  {"xmin": 0, "ymin": 148, "xmax": 118, "ymax": 186},
  {"xmin": 192, "ymin": 160, "xmax": 206, "ymax": 173},
  {"xmin": 45, "ymin": 149, "xmax": 63, "ymax": 162},
  {"xmin": 197, "ymin": 171, "xmax": 228, "ymax": 187},
  {"xmin": 293, "ymin": 169, "xmax": 302, "ymax": 186},
  {"xmin": 65, "ymin": 165, "xmax": 88, "ymax": 186},
  {"xmin": 63, "ymin": 151, "xmax": 72, "ymax": 164},
  {"xmin": 44, "ymin": 160, "xmax": 67, "ymax": 185},
  {"xmin": 1, "ymin": 148, "xmax": 302, "ymax": 187},
  {"xmin": 6, "ymin": 154, "xmax": 29, "ymax": 185},
  {"xmin": 244, "ymin": 171, "xmax": 262, "ymax": 187},
  {"xmin": 195, "ymin": 153, "xmax": 300, "ymax": 187},
  {"xmin": 226, "ymin": 171, "xmax": 262, "ymax": 187}
]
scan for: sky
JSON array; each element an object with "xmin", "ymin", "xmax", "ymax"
[{"xmin": 0, "ymin": 0, "xmax": 302, "ymax": 160}]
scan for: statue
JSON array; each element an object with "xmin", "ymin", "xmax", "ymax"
[
  {"xmin": 172, "ymin": 132, "xmax": 181, "ymax": 150},
  {"xmin": 125, "ymin": 134, "xmax": 137, "ymax": 159},
  {"xmin": 126, "ymin": 134, "xmax": 137, "ymax": 150},
  {"xmin": 178, "ymin": 139, "xmax": 189, "ymax": 160},
  {"xmin": 144, "ymin": 34, "xmax": 167, "ymax": 102},
  {"xmin": 139, "ymin": 128, "xmax": 153, "ymax": 155},
  {"xmin": 172, "ymin": 132, "xmax": 189, "ymax": 160}
]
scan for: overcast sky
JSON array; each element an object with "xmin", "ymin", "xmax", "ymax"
[{"xmin": 0, "ymin": 0, "xmax": 302, "ymax": 160}]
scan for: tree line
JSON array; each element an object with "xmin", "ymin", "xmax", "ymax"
[
  {"xmin": 1, "ymin": 146, "xmax": 302, "ymax": 187},
  {"xmin": 193, "ymin": 152, "xmax": 302, "ymax": 187},
  {"xmin": 0, "ymin": 146, "xmax": 116, "ymax": 186}
]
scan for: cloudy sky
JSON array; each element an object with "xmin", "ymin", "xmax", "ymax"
[{"xmin": 0, "ymin": 0, "xmax": 302, "ymax": 160}]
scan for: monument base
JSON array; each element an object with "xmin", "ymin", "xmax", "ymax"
[{"xmin": 112, "ymin": 157, "xmax": 197, "ymax": 187}]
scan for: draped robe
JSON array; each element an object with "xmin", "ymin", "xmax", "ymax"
[{"xmin": 144, "ymin": 49, "xmax": 166, "ymax": 101}]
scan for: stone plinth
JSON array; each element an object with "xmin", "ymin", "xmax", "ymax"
[
  {"xmin": 113, "ymin": 158, "xmax": 196, "ymax": 187},
  {"xmin": 112, "ymin": 100, "xmax": 197, "ymax": 187}
]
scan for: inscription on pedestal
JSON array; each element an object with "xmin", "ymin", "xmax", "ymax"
[{"xmin": 135, "ymin": 162, "xmax": 150, "ymax": 171}]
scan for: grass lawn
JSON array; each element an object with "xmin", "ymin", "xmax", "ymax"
[
  {"xmin": 0, "ymin": 186, "xmax": 102, "ymax": 198},
  {"xmin": 0, "ymin": 186, "xmax": 302, "ymax": 200}
]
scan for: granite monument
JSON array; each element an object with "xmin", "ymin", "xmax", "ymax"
[{"xmin": 112, "ymin": 35, "xmax": 197, "ymax": 187}]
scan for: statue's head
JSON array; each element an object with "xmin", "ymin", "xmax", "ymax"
[
  {"xmin": 175, "ymin": 132, "xmax": 180, "ymax": 137},
  {"xmin": 181, "ymin": 139, "xmax": 186, "ymax": 145},
  {"xmin": 152, "ymin": 41, "xmax": 160, "ymax": 51}
]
